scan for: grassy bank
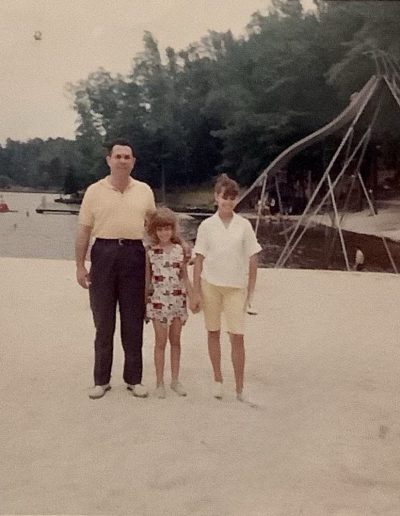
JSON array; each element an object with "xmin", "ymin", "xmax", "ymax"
[{"xmin": 154, "ymin": 183, "xmax": 215, "ymax": 210}]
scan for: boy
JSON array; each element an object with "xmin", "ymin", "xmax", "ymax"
[{"xmin": 192, "ymin": 174, "xmax": 261, "ymax": 402}]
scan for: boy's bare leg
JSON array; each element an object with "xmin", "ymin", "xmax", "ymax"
[
  {"xmin": 169, "ymin": 318, "xmax": 183, "ymax": 382},
  {"xmin": 153, "ymin": 320, "xmax": 168, "ymax": 386},
  {"xmin": 229, "ymin": 333, "xmax": 245, "ymax": 394},
  {"xmin": 207, "ymin": 330, "xmax": 223, "ymax": 382}
]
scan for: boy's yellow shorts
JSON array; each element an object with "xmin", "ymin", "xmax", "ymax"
[{"xmin": 201, "ymin": 278, "xmax": 247, "ymax": 335}]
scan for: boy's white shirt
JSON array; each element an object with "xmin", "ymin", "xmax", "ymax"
[{"xmin": 193, "ymin": 212, "xmax": 261, "ymax": 288}]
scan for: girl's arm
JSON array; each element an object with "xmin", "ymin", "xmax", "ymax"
[
  {"xmin": 180, "ymin": 252, "xmax": 200, "ymax": 313},
  {"xmin": 180, "ymin": 261, "xmax": 193, "ymax": 299},
  {"xmin": 177, "ymin": 237, "xmax": 192, "ymax": 262},
  {"xmin": 145, "ymin": 250, "xmax": 152, "ymax": 304}
]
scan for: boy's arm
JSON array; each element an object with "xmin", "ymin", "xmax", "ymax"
[
  {"xmin": 193, "ymin": 254, "xmax": 204, "ymax": 292},
  {"xmin": 246, "ymin": 253, "xmax": 258, "ymax": 309}
]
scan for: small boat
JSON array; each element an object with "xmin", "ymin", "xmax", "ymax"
[
  {"xmin": 0, "ymin": 201, "xmax": 10, "ymax": 212},
  {"xmin": 0, "ymin": 196, "xmax": 17, "ymax": 213},
  {"xmin": 54, "ymin": 192, "xmax": 84, "ymax": 204},
  {"xmin": 36, "ymin": 195, "xmax": 79, "ymax": 214}
]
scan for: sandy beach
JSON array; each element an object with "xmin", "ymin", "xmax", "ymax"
[
  {"xmin": 1, "ymin": 257, "xmax": 400, "ymax": 515},
  {"xmin": 307, "ymin": 201, "xmax": 400, "ymax": 243}
]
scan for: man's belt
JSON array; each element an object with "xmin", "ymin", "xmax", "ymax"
[{"xmin": 95, "ymin": 238, "xmax": 142, "ymax": 246}]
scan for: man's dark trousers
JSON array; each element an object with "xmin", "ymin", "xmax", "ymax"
[{"xmin": 89, "ymin": 239, "xmax": 145, "ymax": 386}]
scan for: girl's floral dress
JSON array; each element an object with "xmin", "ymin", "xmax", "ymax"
[{"xmin": 146, "ymin": 243, "xmax": 188, "ymax": 325}]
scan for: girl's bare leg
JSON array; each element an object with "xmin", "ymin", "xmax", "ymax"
[
  {"xmin": 169, "ymin": 317, "xmax": 183, "ymax": 382},
  {"xmin": 153, "ymin": 320, "xmax": 168, "ymax": 386}
]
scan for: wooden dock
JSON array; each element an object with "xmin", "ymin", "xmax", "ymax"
[{"xmin": 36, "ymin": 204, "xmax": 79, "ymax": 215}]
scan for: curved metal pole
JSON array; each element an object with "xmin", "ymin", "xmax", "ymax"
[
  {"xmin": 254, "ymin": 173, "xmax": 268, "ymax": 237},
  {"xmin": 326, "ymin": 132, "xmax": 371, "ymax": 266},
  {"xmin": 326, "ymin": 92, "xmax": 383, "ymax": 266},
  {"xmin": 279, "ymin": 82, "xmax": 384, "ymax": 270},
  {"xmin": 383, "ymin": 75, "xmax": 400, "ymax": 110},
  {"xmin": 276, "ymin": 78, "xmax": 379, "ymax": 268},
  {"xmin": 357, "ymin": 172, "xmax": 398, "ymax": 274},
  {"xmin": 277, "ymin": 128, "xmax": 372, "ymax": 268},
  {"xmin": 326, "ymin": 173, "xmax": 350, "ymax": 270}
]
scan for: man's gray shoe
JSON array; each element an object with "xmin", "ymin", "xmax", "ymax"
[
  {"xmin": 88, "ymin": 384, "xmax": 111, "ymax": 399},
  {"xmin": 127, "ymin": 384, "xmax": 148, "ymax": 398}
]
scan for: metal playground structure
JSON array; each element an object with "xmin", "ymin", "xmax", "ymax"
[{"xmin": 236, "ymin": 51, "xmax": 400, "ymax": 272}]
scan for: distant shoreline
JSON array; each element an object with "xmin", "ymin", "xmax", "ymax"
[{"xmin": 0, "ymin": 187, "xmax": 59, "ymax": 194}]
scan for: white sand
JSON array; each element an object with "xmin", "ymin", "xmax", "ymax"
[
  {"xmin": 307, "ymin": 202, "xmax": 400, "ymax": 242},
  {"xmin": 2, "ymin": 258, "xmax": 400, "ymax": 515}
]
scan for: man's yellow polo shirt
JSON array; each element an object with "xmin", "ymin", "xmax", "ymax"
[{"xmin": 79, "ymin": 176, "xmax": 156, "ymax": 239}]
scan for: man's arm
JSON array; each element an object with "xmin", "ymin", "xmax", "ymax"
[{"xmin": 75, "ymin": 224, "xmax": 92, "ymax": 289}]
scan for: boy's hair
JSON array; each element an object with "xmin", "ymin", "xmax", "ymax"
[
  {"xmin": 104, "ymin": 138, "xmax": 136, "ymax": 157},
  {"xmin": 214, "ymin": 173, "xmax": 240, "ymax": 197},
  {"xmin": 146, "ymin": 207, "xmax": 182, "ymax": 245}
]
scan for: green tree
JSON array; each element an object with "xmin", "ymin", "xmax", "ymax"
[
  {"xmin": 63, "ymin": 169, "xmax": 80, "ymax": 194},
  {"xmin": 0, "ymin": 175, "xmax": 12, "ymax": 188},
  {"xmin": 66, "ymin": 0, "xmax": 400, "ymax": 190}
]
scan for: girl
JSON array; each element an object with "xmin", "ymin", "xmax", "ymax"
[{"xmin": 146, "ymin": 207, "xmax": 193, "ymax": 398}]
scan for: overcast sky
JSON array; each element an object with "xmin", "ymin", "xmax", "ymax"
[{"xmin": 0, "ymin": 0, "xmax": 313, "ymax": 144}]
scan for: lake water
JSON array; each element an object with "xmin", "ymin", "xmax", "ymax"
[
  {"xmin": 1, "ymin": 191, "xmax": 399, "ymax": 272},
  {"xmin": 0, "ymin": 191, "xmax": 200, "ymax": 261},
  {"xmin": 0, "ymin": 192, "xmax": 80, "ymax": 260}
]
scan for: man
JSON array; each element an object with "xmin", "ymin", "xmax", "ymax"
[
  {"xmin": 75, "ymin": 138, "xmax": 156, "ymax": 399},
  {"xmin": 192, "ymin": 174, "xmax": 261, "ymax": 402}
]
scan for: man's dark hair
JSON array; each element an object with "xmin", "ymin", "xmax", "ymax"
[{"xmin": 104, "ymin": 138, "xmax": 136, "ymax": 157}]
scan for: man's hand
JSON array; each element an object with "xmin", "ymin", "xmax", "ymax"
[
  {"xmin": 75, "ymin": 224, "xmax": 92, "ymax": 288},
  {"xmin": 76, "ymin": 265, "xmax": 91, "ymax": 289}
]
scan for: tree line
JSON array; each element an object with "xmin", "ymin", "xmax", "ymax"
[{"xmin": 1, "ymin": 0, "xmax": 400, "ymax": 194}]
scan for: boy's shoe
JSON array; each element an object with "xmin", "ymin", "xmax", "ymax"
[
  {"xmin": 213, "ymin": 381, "xmax": 223, "ymax": 399},
  {"xmin": 127, "ymin": 384, "xmax": 148, "ymax": 398},
  {"xmin": 154, "ymin": 384, "xmax": 166, "ymax": 399},
  {"xmin": 88, "ymin": 384, "xmax": 111, "ymax": 399},
  {"xmin": 237, "ymin": 391, "xmax": 258, "ymax": 408},
  {"xmin": 170, "ymin": 380, "xmax": 187, "ymax": 396}
]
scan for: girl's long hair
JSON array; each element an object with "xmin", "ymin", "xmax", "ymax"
[{"xmin": 146, "ymin": 207, "xmax": 182, "ymax": 245}]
